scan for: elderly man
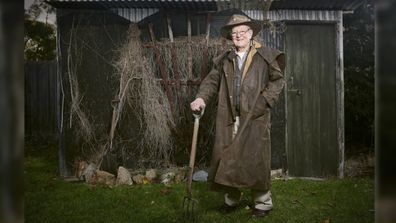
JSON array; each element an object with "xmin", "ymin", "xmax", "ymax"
[{"xmin": 190, "ymin": 14, "xmax": 285, "ymax": 217}]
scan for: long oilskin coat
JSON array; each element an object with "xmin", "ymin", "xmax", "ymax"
[{"xmin": 196, "ymin": 41, "xmax": 285, "ymax": 191}]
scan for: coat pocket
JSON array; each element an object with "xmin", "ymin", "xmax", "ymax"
[{"xmin": 250, "ymin": 93, "xmax": 270, "ymax": 119}]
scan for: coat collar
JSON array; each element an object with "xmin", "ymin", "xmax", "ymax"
[
  {"xmin": 226, "ymin": 40, "xmax": 262, "ymax": 61},
  {"xmin": 212, "ymin": 40, "xmax": 283, "ymax": 66},
  {"xmin": 255, "ymin": 42, "xmax": 283, "ymax": 65}
]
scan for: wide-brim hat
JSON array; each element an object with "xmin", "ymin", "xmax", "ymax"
[{"xmin": 220, "ymin": 14, "xmax": 262, "ymax": 40}]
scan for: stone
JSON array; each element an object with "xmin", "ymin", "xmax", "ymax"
[
  {"xmin": 161, "ymin": 172, "xmax": 176, "ymax": 185},
  {"xmin": 145, "ymin": 169, "xmax": 157, "ymax": 182},
  {"xmin": 76, "ymin": 160, "xmax": 88, "ymax": 180},
  {"xmin": 175, "ymin": 169, "xmax": 186, "ymax": 183},
  {"xmin": 132, "ymin": 174, "xmax": 145, "ymax": 184},
  {"xmin": 90, "ymin": 170, "xmax": 116, "ymax": 185},
  {"xmin": 81, "ymin": 163, "xmax": 97, "ymax": 182},
  {"xmin": 271, "ymin": 169, "xmax": 283, "ymax": 178},
  {"xmin": 116, "ymin": 166, "xmax": 133, "ymax": 186},
  {"xmin": 192, "ymin": 170, "xmax": 208, "ymax": 182}
]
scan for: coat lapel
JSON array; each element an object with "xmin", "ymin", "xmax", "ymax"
[
  {"xmin": 241, "ymin": 41, "xmax": 261, "ymax": 82},
  {"xmin": 220, "ymin": 52, "xmax": 236, "ymax": 125}
]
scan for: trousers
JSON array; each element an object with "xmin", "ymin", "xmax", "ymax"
[
  {"xmin": 227, "ymin": 116, "xmax": 273, "ymax": 211},
  {"xmin": 224, "ymin": 187, "xmax": 273, "ymax": 211}
]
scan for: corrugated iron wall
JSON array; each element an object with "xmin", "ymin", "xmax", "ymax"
[
  {"xmin": 110, "ymin": 8, "xmax": 341, "ymax": 25},
  {"xmin": 46, "ymin": 0, "xmax": 362, "ymax": 11},
  {"xmin": 111, "ymin": 8, "xmax": 158, "ymax": 22},
  {"xmin": 25, "ymin": 61, "xmax": 58, "ymax": 137},
  {"xmin": 244, "ymin": 9, "xmax": 340, "ymax": 21},
  {"xmin": 107, "ymin": 9, "xmax": 341, "ymax": 52}
]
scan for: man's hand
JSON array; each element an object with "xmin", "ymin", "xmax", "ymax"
[{"xmin": 190, "ymin": 98, "xmax": 206, "ymax": 112}]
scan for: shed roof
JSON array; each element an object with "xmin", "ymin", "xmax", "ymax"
[{"xmin": 46, "ymin": 0, "xmax": 363, "ymax": 11}]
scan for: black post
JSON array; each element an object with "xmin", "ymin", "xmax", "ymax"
[{"xmin": 0, "ymin": 1, "xmax": 24, "ymax": 222}]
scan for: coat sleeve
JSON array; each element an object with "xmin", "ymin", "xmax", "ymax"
[
  {"xmin": 262, "ymin": 53, "xmax": 286, "ymax": 108},
  {"xmin": 196, "ymin": 66, "xmax": 221, "ymax": 104}
]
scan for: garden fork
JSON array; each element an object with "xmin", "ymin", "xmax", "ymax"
[{"xmin": 183, "ymin": 108, "xmax": 204, "ymax": 221}]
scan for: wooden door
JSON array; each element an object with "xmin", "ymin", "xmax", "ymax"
[{"xmin": 285, "ymin": 24, "xmax": 339, "ymax": 177}]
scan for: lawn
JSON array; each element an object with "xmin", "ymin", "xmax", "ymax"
[{"xmin": 25, "ymin": 142, "xmax": 374, "ymax": 223}]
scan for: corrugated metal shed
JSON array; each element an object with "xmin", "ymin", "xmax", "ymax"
[
  {"xmin": 50, "ymin": 0, "xmax": 353, "ymax": 178},
  {"xmin": 244, "ymin": 9, "xmax": 341, "ymax": 21},
  {"xmin": 216, "ymin": 0, "xmax": 362, "ymax": 11},
  {"xmin": 46, "ymin": 0, "xmax": 363, "ymax": 11},
  {"xmin": 111, "ymin": 8, "xmax": 159, "ymax": 22},
  {"xmin": 46, "ymin": 0, "xmax": 218, "ymax": 11},
  {"xmin": 272, "ymin": 0, "xmax": 362, "ymax": 10}
]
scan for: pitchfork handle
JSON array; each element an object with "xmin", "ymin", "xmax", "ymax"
[{"xmin": 186, "ymin": 108, "xmax": 204, "ymax": 197}]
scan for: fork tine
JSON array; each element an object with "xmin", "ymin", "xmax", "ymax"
[{"xmin": 183, "ymin": 197, "xmax": 199, "ymax": 221}]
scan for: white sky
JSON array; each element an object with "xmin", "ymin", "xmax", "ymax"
[
  {"xmin": 25, "ymin": 0, "xmax": 56, "ymax": 24},
  {"xmin": 24, "ymin": 0, "xmax": 35, "ymax": 9}
]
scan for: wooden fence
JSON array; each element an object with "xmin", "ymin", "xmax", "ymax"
[{"xmin": 25, "ymin": 61, "xmax": 58, "ymax": 137}]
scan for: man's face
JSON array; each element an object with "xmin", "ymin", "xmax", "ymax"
[{"xmin": 231, "ymin": 25, "xmax": 253, "ymax": 50}]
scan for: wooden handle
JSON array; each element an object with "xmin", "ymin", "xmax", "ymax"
[{"xmin": 186, "ymin": 116, "xmax": 200, "ymax": 197}]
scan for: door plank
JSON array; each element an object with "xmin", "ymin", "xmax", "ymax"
[{"xmin": 286, "ymin": 24, "xmax": 338, "ymax": 177}]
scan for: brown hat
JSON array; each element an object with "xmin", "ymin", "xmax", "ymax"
[{"xmin": 220, "ymin": 14, "xmax": 262, "ymax": 40}]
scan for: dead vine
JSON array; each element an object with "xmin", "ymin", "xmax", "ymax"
[
  {"xmin": 101, "ymin": 24, "xmax": 175, "ymax": 168},
  {"xmin": 66, "ymin": 17, "xmax": 96, "ymax": 149}
]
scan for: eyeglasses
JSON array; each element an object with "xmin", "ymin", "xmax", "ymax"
[{"xmin": 231, "ymin": 28, "xmax": 251, "ymax": 37}]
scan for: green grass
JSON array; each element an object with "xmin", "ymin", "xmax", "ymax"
[{"xmin": 25, "ymin": 144, "xmax": 374, "ymax": 223}]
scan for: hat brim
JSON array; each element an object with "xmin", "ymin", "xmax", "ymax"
[{"xmin": 220, "ymin": 21, "xmax": 262, "ymax": 40}]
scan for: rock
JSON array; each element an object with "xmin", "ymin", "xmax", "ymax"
[
  {"xmin": 81, "ymin": 163, "xmax": 97, "ymax": 182},
  {"xmin": 161, "ymin": 172, "xmax": 176, "ymax": 185},
  {"xmin": 145, "ymin": 169, "xmax": 157, "ymax": 182},
  {"xmin": 90, "ymin": 170, "xmax": 116, "ymax": 185},
  {"xmin": 143, "ymin": 178, "xmax": 150, "ymax": 185},
  {"xmin": 161, "ymin": 178, "xmax": 171, "ymax": 185},
  {"xmin": 132, "ymin": 174, "xmax": 145, "ymax": 184},
  {"xmin": 271, "ymin": 169, "xmax": 283, "ymax": 178},
  {"xmin": 76, "ymin": 160, "xmax": 88, "ymax": 180},
  {"xmin": 161, "ymin": 172, "xmax": 176, "ymax": 180},
  {"xmin": 175, "ymin": 168, "xmax": 186, "ymax": 183},
  {"xmin": 192, "ymin": 170, "xmax": 208, "ymax": 182},
  {"xmin": 116, "ymin": 166, "xmax": 133, "ymax": 186}
]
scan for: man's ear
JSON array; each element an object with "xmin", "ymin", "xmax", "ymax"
[{"xmin": 249, "ymin": 30, "xmax": 254, "ymax": 39}]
